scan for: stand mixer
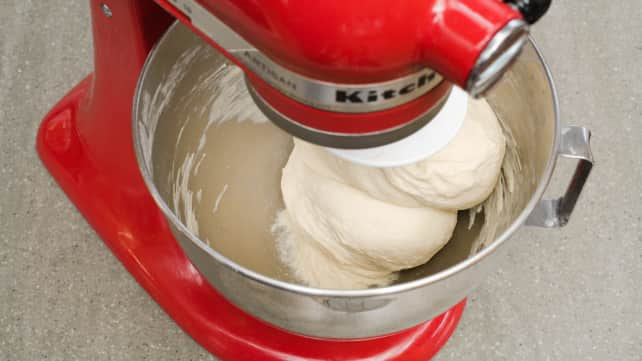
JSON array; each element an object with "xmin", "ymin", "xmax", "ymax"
[{"xmin": 37, "ymin": 1, "xmax": 595, "ymax": 360}]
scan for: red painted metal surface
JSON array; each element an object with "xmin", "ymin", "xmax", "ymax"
[
  {"xmin": 155, "ymin": 0, "xmax": 521, "ymax": 137},
  {"xmin": 193, "ymin": 0, "xmax": 520, "ymax": 86},
  {"xmin": 37, "ymin": 1, "xmax": 466, "ymax": 359},
  {"xmin": 156, "ymin": 1, "xmax": 455, "ymax": 135}
]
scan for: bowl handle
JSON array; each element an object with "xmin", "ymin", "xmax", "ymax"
[{"xmin": 526, "ymin": 126, "xmax": 593, "ymax": 228}]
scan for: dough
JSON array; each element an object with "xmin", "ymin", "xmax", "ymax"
[
  {"xmin": 384, "ymin": 97, "xmax": 506, "ymax": 210},
  {"xmin": 274, "ymin": 97, "xmax": 505, "ymax": 289},
  {"xmin": 274, "ymin": 141, "xmax": 458, "ymax": 289}
]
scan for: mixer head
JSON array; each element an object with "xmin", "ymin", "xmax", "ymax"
[{"xmin": 160, "ymin": 0, "xmax": 550, "ymax": 166}]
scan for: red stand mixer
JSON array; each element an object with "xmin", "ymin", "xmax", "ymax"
[{"xmin": 37, "ymin": 0, "xmax": 553, "ymax": 359}]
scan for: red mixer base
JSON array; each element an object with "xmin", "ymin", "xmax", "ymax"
[{"xmin": 36, "ymin": 1, "xmax": 465, "ymax": 360}]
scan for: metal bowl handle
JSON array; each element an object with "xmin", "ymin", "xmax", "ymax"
[{"xmin": 526, "ymin": 126, "xmax": 593, "ymax": 228}]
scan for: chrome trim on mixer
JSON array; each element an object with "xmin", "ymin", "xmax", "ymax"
[
  {"xmin": 237, "ymin": 51, "xmax": 443, "ymax": 113},
  {"xmin": 467, "ymin": 19, "xmax": 529, "ymax": 97},
  {"xmin": 100, "ymin": 3, "xmax": 112, "ymax": 18},
  {"xmin": 167, "ymin": 0, "xmax": 444, "ymax": 113},
  {"xmin": 246, "ymin": 78, "xmax": 451, "ymax": 149}
]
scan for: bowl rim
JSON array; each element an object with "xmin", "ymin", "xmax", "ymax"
[{"xmin": 132, "ymin": 22, "xmax": 560, "ymax": 298}]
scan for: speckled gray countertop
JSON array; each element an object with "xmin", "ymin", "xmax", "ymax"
[{"xmin": 1, "ymin": 1, "xmax": 641, "ymax": 360}]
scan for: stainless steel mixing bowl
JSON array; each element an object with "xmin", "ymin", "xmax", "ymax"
[{"xmin": 133, "ymin": 23, "xmax": 593, "ymax": 338}]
